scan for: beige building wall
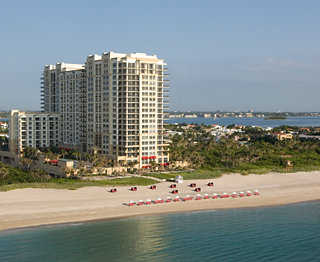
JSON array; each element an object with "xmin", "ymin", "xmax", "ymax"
[
  {"xmin": 42, "ymin": 63, "xmax": 86, "ymax": 150},
  {"xmin": 41, "ymin": 52, "xmax": 170, "ymax": 168},
  {"xmin": 9, "ymin": 110, "xmax": 60, "ymax": 154},
  {"xmin": 84, "ymin": 52, "xmax": 169, "ymax": 168}
]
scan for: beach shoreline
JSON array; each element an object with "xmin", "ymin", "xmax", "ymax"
[
  {"xmin": 1, "ymin": 171, "xmax": 320, "ymax": 232},
  {"xmin": 4, "ymin": 198, "xmax": 320, "ymax": 234}
]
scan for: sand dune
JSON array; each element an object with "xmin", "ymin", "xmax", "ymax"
[{"xmin": 1, "ymin": 171, "xmax": 320, "ymax": 231}]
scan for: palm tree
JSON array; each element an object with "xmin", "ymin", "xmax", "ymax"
[{"xmin": 20, "ymin": 156, "xmax": 34, "ymax": 171}]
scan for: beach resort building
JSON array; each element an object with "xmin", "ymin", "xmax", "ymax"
[
  {"xmin": 9, "ymin": 110, "xmax": 60, "ymax": 154},
  {"xmin": 42, "ymin": 63, "xmax": 87, "ymax": 150},
  {"xmin": 81, "ymin": 52, "xmax": 170, "ymax": 167},
  {"xmin": 9, "ymin": 52, "xmax": 170, "ymax": 168}
]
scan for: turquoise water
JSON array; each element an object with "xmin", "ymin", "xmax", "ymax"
[
  {"xmin": 1, "ymin": 202, "xmax": 320, "ymax": 262},
  {"xmin": 166, "ymin": 116, "xmax": 320, "ymax": 128}
]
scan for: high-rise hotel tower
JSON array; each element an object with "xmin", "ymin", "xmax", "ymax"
[{"xmin": 41, "ymin": 52, "xmax": 169, "ymax": 167}]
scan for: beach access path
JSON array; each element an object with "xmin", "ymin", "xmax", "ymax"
[{"xmin": 1, "ymin": 171, "xmax": 320, "ymax": 231}]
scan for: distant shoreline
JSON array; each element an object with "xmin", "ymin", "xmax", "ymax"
[
  {"xmin": 166, "ymin": 116, "xmax": 320, "ymax": 128},
  {"xmin": 1, "ymin": 171, "xmax": 320, "ymax": 231}
]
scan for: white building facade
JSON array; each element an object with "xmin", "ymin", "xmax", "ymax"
[
  {"xmin": 9, "ymin": 110, "xmax": 60, "ymax": 154},
  {"xmin": 40, "ymin": 52, "xmax": 169, "ymax": 168}
]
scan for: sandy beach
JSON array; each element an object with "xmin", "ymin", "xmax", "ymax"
[{"xmin": 1, "ymin": 171, "xmax": 320, "ymax": 231}]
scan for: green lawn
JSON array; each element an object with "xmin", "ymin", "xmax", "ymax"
[
  {"xmin": 143, "ymin": 165, "xmax": 320, "ymax": 181},
  {"xmin": 0, "ymin": 177, "xmax": 156, "ymax": 191}
]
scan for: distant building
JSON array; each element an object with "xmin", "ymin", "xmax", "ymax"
[
  {"xmin": 169, "ymin": 114, "xmax": 184, "ymax": 118},
  {"xmin": 0, "ymin": 122, "xmax": 8, "ymax": 129},
  {"xmin": 211, "ymin": 125, "xmax": 222, "ymax": 130},
  {"xmin": 299, "ymin": 128, "xmax": 311, "ymax": 133},
  {"xmin": 299, "ymin": 134, "xmax": 320, "ymax": 140},
  {"xmin": 12, "ymin": 51, "xmax": 170, "ymax": 168},
  {"xmin": 272, "ymin": 132, "xmax": 293, "ymax": 141},
  {"xmin": 184, "ymin": 114, "xmax": 198, "ymax": 118},
  {"xmin": 203, "ymin": 113, "xmax": 211, "ymax": 118},
  {"xmin": 9, "ymin": 110, "xmax": 60, "ymax": 154}
]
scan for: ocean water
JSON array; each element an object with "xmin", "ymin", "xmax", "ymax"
[
  {"xmin": 166, "ymin": 116, "xmax": 320, "ymax": 128},
  {"xmin": 1, "ymin": 201, "xmax": 320, "ymax": 262}
]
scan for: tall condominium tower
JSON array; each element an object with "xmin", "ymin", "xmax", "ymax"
[
  {"xmin": 41, "ymin": 52, "xmax": 169, "ymax": 167},
  {"xmin": 42, "ymin": 63, "xmax": 86, "ymax": 149}
]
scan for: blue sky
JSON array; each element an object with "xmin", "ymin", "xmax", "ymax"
[{"xmin": 1, "ymin": 0, "xmax": 320, "ymax": 112}]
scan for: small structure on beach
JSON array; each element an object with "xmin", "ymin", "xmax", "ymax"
[
  {"xmin": 285, "ymin": 160, "xmax": 294, "ymax": 170},
  {"xmin": 175, "ymin": 175, "xmax": 184, "ymax": 183}
]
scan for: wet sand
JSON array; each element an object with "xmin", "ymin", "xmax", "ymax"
[{"xmin": 1, "ymin": 171, "xmax": 320, "ymax": 231}]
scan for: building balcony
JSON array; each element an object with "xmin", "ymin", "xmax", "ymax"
[{"xmin": 158, "ymin": 79, "xmax": 169, "ymax": 82}]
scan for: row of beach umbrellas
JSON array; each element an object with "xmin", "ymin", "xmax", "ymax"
[{"xmin": 128, "ymin": 190, "xmax": 260, "ymax": 206}]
